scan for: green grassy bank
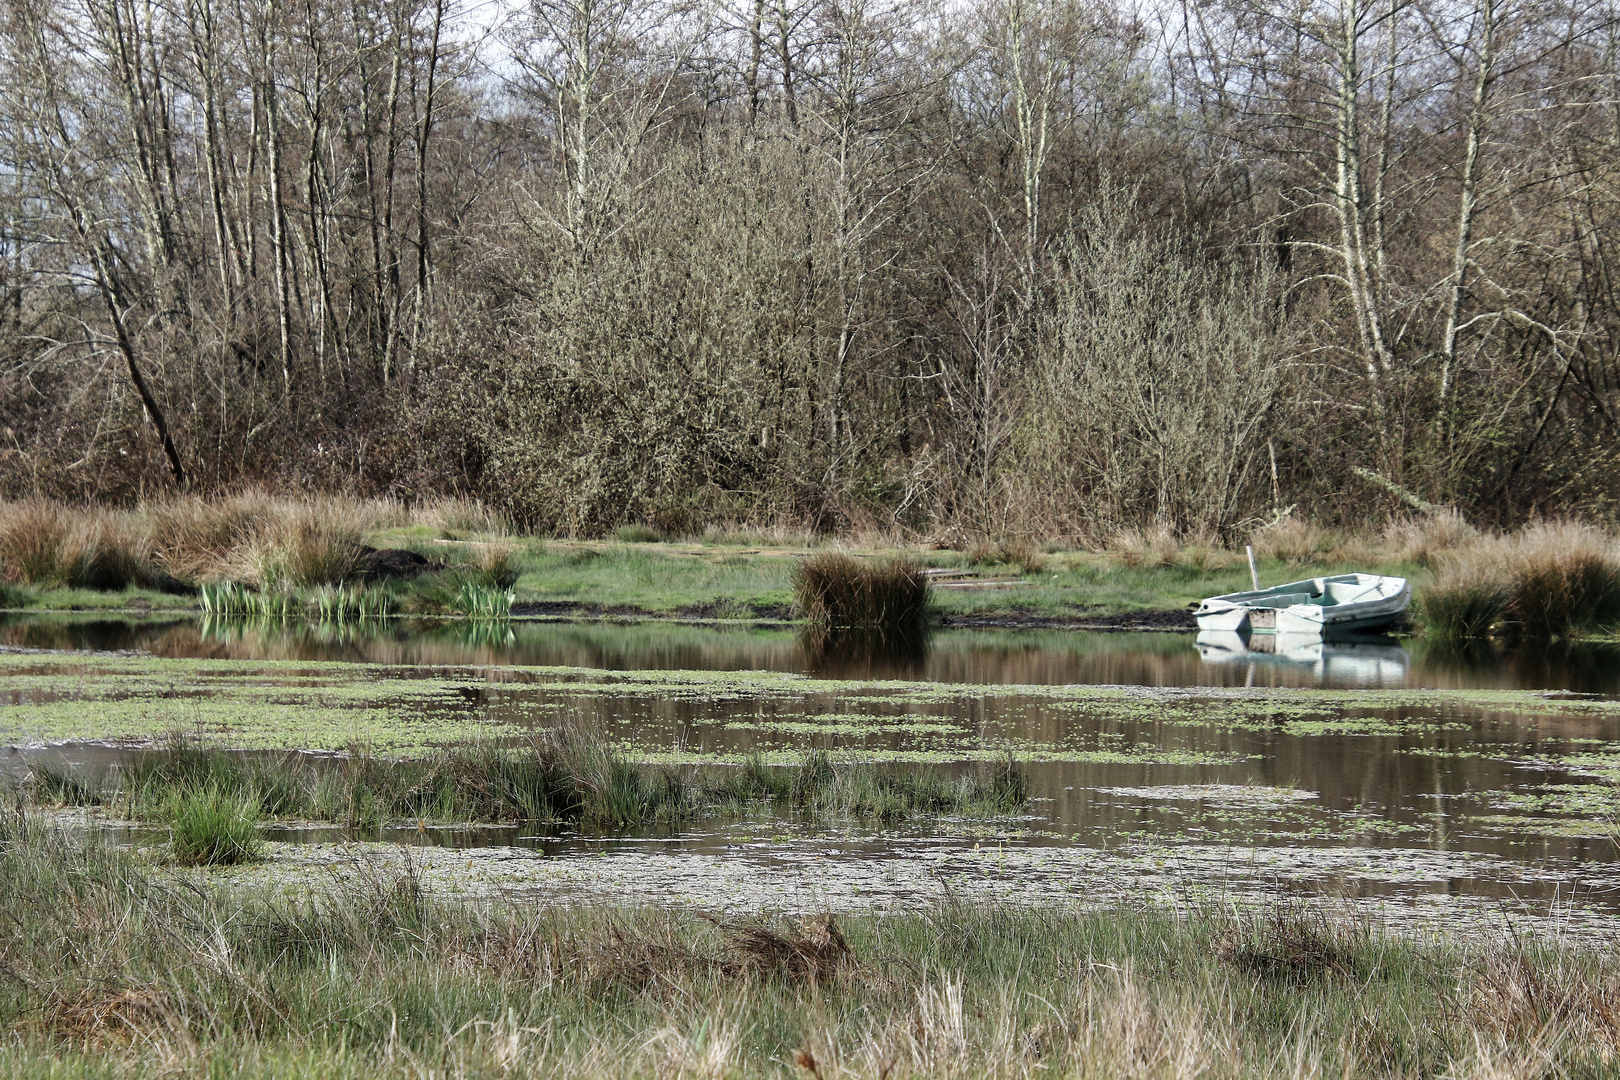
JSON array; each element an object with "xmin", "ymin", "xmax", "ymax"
[
  {"xmin": 2, "ymin": 533, "xmax": 1425, "ymax": 623},
  {"xmin": 1, "ymin": 815, "xmax": 1616, "ymax": 1079},
  {"xmin": 9, "ymin": 497, "xmax": 1620, "ymax": 641}
]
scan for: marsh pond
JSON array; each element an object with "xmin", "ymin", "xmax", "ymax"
[{"xmin": 6, "ymin": 613, "xmax": 1620, "ymax": 934}]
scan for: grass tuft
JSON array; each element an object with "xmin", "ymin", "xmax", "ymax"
[
  {"xmin": 244, "ymin": 503, "xmax": 367, "ymax": 589},
  {"xmin": 0, "ymin": 500, "xmax": 155, "ymax": 589},
  {"xmin": 792, "ymin": 554, "xmax": 930, "ymax": 630},
  {"xmin": 1504, "ymin": 522, "xmax": 1620, "ymax": 640},
  {"xmin": 1417, "ymin": 569, "xmax": 1509, "ymax": 640},
  {"xmin": 164, "ymin": 785, "xmax": 262, "ymax": 866},
  {"xmin": 0, "ymin": 499, "xmax": 71, "ymax": 583},
  {"xmin": 1421, "ymin": 522, "xmax": 1620, "ymax": 642},
  {"xmin": 617, "ymin": 524, "xmax": 663, "ymax": 543},
  {"xmin": 463, "ymin": 543, "xmax": 519, "ymax": 589},
  {"xmin": 968, "ymin": 539, "xmax": 1045, "ymax": 574}
]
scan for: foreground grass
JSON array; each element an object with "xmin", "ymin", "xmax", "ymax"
[
  {"xmin": 2, "ymin": 816, "xmax": 1617, "ymax": 1079},
  {"xmin": 30, "ymin": 735, "xmax": 1029, "ymax": 832}
]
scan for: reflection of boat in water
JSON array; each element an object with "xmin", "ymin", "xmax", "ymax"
[
  {"xmin": 1196, "ymin": 630, "xmax": 1410, "ymax": 684},
  {"xmin": 1194, "ymin": 573, "xmax": 1410, "ymax": 634}
]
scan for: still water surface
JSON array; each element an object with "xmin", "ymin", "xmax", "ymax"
[
  {"xmin": 6, "ymin": 612, "xmax": 1620, "ymax": 692},
  {"xmin": 5, "ymin": 613, "xmax": 1620, "ymax": 923}
]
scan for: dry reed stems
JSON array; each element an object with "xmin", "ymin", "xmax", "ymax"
[
  {"xmin": 0, "ymin": 495, "xmax": 508, "ymax": 590},
  {"xmin": 1422, "ymin": 521, "xmax": 1620, "ymax": 641},
  {"xmin": 792, "ymin": 554, "xmax": 931, "ymax": 630}
]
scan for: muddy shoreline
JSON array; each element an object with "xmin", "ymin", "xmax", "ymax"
[{"xmin": 11, "ymin": 598, "xmax": 1199, "ymax": 632}]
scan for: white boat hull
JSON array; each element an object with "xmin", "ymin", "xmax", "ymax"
[
  {"xmin": 1194, "ymin": 574, "xmax": 1410, "ymax": 636},
  {"xmin": 1196, "ymin": 631, "xmax": 1410, "ymax": 684}
]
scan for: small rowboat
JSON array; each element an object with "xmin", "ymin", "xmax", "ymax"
[{"xmin": 1194, "ymin": 573, "xmax": 1410, "ymax": 635}]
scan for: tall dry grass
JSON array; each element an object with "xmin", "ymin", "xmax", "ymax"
[
  {"xmin": 239, "ymin": 501, "xmax": 369, "ymax": 589},
  {"xmin": 1381, "ymin": 509, "xmax": 1476, "ymax": 567},
  {"xmin": 1422, "ymin": 521, "xmax": 1620, "ymax": 641},
  {"xmin": 792, "ymin": 554, "xmax": 931, "ymax": 630},
  {"xmin": 0, "ymin": 494, "xmax": 501, "ymax": 591},
  {"xmin": 142, "ymin": 494, "xmax": 274, "ymax": 584},
  {"xmin": 0, "ymin": 499, "xmax": 155, "ymax": 589}
]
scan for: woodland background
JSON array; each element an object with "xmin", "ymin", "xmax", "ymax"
[{"xmin": 1, "ymin": 0, "xmax": 1617, "ymax": 539}]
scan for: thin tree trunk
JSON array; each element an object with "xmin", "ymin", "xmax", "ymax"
[{"xmin": 1440, "ymin": 0, "xmax": 1495, "ymax": 406}]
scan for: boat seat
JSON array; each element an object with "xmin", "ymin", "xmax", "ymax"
[
  {"xmin": 1251, "ymin": 591, "xmax": 1313, "ymax": 609},
  {"xmin": 1322, "ymin": 580, "xmax": 1380, "ymax": 605}
]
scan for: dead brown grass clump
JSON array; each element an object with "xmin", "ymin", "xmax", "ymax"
[
  {"xmin": 1381, "ymin": 509, "xmax": 1475, "ymax": 567},
  {"xmin": 792, "ymin": 554, "xmax": 930, "ymax": 630},
  {"xmin": 1210, "ymin": 907, "xmax": 1359, "ymax": 984},
  {"xmin": 142, "ymin": 495, "xmax": 271, "ymax": 584},
  {"xmin": 239, "ymin": 501, "xmax": 369, "ymax": 589},
  {"xmin": 421, "ymin": 497, "xmax": 510, "ymax": 537},
  {"xmin": 0, "ymin": 499, "xmax": 68, "ymax": 583},
  {"xmin": 1423, "ymin": 521, "xmax": 1620, "ymax": 641},
  {"xmin": 967, "ymin": 539, "xmax": 1045, "ymax": 575},
  {"xmin": 143, "ymin": 494, "xmax": 391, "ymax": 587},
  {"xmin": 0, "ymin": 500, "xmax": 152, "ymax": 588},
  {"xmin": 58, "ymin": 513, "xmax": 152, "ymax": 590},
  {"xmin": 1109, "ymin": 524, "xmax": 1181, "ymax": 569},
  {"xmin": 1470, "ymin": 952, "xmax": 1620, "ymax": 1061},
  {"xmin": 729, "ymin": 914, "xmax": 854, "ymax": 985},
  {"xmin": 463, "ymin": 542, "xmax": 519, "ymax": 589},
  {"xmin": 45, "ymin": 985, "xmax": 190, "ymax": 1049}
]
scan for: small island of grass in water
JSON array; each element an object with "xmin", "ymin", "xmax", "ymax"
[{"xmin": 25, "ymin": 729, "xmax": 1029, "ymax": 865}]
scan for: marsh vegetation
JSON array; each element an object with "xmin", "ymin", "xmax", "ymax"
[
  {"xmin": 10, "ymin": 495, "xmax": 1620, "ymax": 649},
  {"xmin": 1, "ymin": 816, "xmax": 1618, "ymax": 1078},
  {"xmin": 1416, "ymin": 522, "xmax": 1620, "ymax": 643},
  {"xmin": 27, "ymin": 732, "xmax": 1030, "ymax": 844},
  {"xmin": 792, "ymin": 554, "xmax": 931, "ymax": 631}
]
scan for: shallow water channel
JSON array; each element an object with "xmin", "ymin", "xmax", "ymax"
[{"xmin": 5, "ymin": 613, "xmax": 1620, "ymax": 931}]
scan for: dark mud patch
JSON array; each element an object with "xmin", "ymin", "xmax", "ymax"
[
  {"xmin": 938, "ymin": 607, "xmax": 1196, "ymax": 632},
  {"xmin": 511, "ymin": 599, "xmax": 795, "ymax": 623}
]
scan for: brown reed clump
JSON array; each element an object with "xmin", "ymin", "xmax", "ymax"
[
  {"xmin": 1210, "ymin": 906, "xmax": 1359, "ymax": 985},
  {"xmin": 239, "ymin": 501, "xmax": 369, "ymax": 589},
  {"xmin": 791, "ymin": 553, "xmax": 930, "ymax": 630},
  {"xmin": 0, "ymin": 500, "xmax": 153, "ymax": 589},
  {"xmin": 968, "ymin": 539, "xmax": 1045, "ymax": 575},
  {"xmin": 728, "ymin": 914, "xmax": 854, "ymax": 985},
  {"xmin": 1503, "ymin": 521, "xmax": 1620, "ymax": 641},
  {"xmin": 1470, "ymin": 951, "xmax": 1620, "ymax": 1061},
  {"xmin": 1108, "ymin": 524, "xmax": 1181, "ymax": 569},
  {"xmin": 1417, "ymin": 565, "xmax": 1510, "ymax": 640},
  {"xmin": 142, "ymin": 494, "xmax": 272, "ymax": 584},
  {"xmin": 0, "ymin": 499, "xmax": 69, "ymax": 583},
  {"xmin": 1423, "ymin": 521, "xmax": 1620, "ymax": 642}
]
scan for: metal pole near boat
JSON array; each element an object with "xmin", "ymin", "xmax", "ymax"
[{"xmin": 1246, "ymin": 546, "xmax": 1259, "ymax": 591}]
